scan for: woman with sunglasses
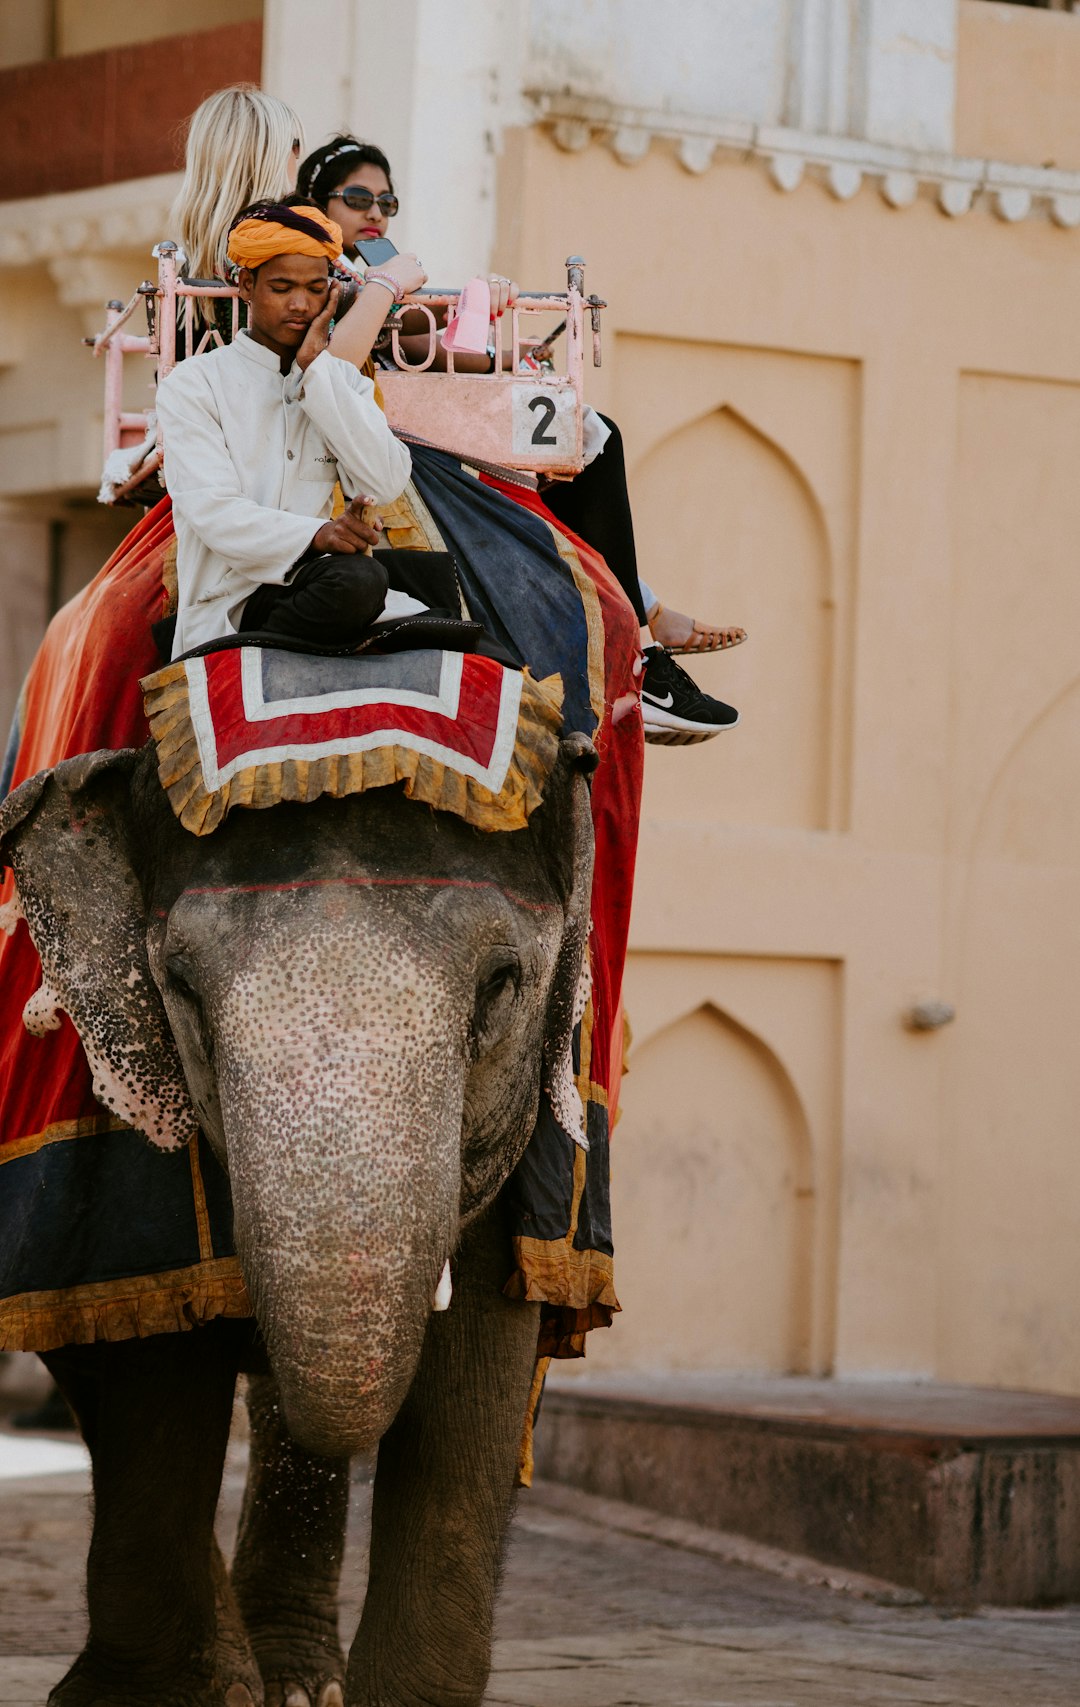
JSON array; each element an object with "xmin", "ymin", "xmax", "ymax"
[
  {"xmin": 299, "ymin": 134, "xmax": 745, "ymax": 741},
  {"xmin": 299, "ymin": 137, "xmax": 515, "ymax": 363}
]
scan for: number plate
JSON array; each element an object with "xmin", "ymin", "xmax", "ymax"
[{"xmin": 510, "ymin": 382, "xmax": 578, "ymax": 461}]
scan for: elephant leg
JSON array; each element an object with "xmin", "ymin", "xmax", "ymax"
[
  {"xmin": 42, "ymin": 1321, "xmax": 261, "ymax": 1707},
  {"xmin": 346, "ymin": 1202, "xmax": 541, "ymax": 1707},
  {"xmin": 230, "ymin": 1372, "xmax": 349, "ymax": 1707}
]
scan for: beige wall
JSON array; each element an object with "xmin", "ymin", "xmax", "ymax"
[
  {"xmin": 0, "ymin": 0, "xmax": 50, "ymax": 67},
  {"xmin": 956, "ymin": 0, "xmax": 1080, "ymax": 171},
  {"xmin": 494, "ymin": 127, "xmax": 1080, "ymax": 1395},
  {"xmin": 0, "ymin": 245, "xmax": 151, "ymax": 738},
  {"xmin": 0, "ymin": 0, "xmax": 263, "ymax": 67},
  {"xmin": 57, "ymin": 0, "xmax": 262, "ymax": 59},
  {"xmin": 0, "ymin": 503, "xmax": 132, "ymax": 740},
  {"xmin": 2, "ymin": 0, "xmax": 1080, "ymax": 1399}
]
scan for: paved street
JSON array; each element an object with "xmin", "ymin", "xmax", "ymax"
[{"xmin": 1, "ymin": 1425, "xmax": 1079, "ymax": 1706}]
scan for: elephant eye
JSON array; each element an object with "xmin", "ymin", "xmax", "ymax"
[
  {"xmin": 165, "ymin": 955, "xmax": 197, "ymax": 996},
  {"xmin": 165, "ymin": 953, "xmax": 202, "ymax": 1012},
  {"xmin": 471, "ymin": 948, "xmax": 521, "ymax": 1054},
  {"xmin": 166, "ymin": 953, "xmax": 214, "ymax": 1063},
  {"xmin": 478, "ymin": 948, "xmax": 520, "ymax": 1004}
]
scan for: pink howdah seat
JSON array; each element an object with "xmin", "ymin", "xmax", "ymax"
[{"xmin": 90, "ymin": 248, "xmax": 606, "ymax": 506}]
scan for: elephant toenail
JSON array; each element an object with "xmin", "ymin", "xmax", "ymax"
[
  {"xmin": 318, "ymin": 1687, "xmax": 345, "ymax": 1707},
  {"xmin": 225, "ymin": 1688, "xmax": 256, "ymax": 1707},
  {"xmin": 284, "ymin": 1689, "xmax": 311, "ymax": 1707}
]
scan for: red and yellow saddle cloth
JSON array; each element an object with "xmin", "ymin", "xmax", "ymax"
[
  {"xmin": 0, "ymin": 464, "xmax": 641, "ymax": 1400},
  {"xmin": 142, "ymin": 646, "xmax": 564, "ymax": 837}
]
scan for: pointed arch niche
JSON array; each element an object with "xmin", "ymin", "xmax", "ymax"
[
  {"xmin": 589, "ymin": 999, "xmax": 817, "ymax": 1375},
  {"xmin": 631, "ymin": 404, "xmax": 835, "ymax": 828},
  {"xmin": 941, "ymin": 679, "xmax": 1080, "ymax": 1394}
]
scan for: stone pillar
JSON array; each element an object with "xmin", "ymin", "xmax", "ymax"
[
  {"xmin": 0, "ymin": 506, "xmax": 49, "ymax": 742},
  {"xmin": 261, "ymin": 0, "xmax": 355, "ymax": 162},
  {"xmin": 787, "ymin": 0, "xmax": 957, "ymax": 151},
  {"xmin": 262, "ymin": 0, "xmax": 526, "ymax": 279},
  {"xmin": 852, "ymin": 0, "xmax": 957, "ymax": 153},
  {"xmin": 786, "ymin": 0, "xmax": 857, "ymax": 136}
]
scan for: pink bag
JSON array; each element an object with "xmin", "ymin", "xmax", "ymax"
[{"xmin": 441, "ymin": 276, "xmax": 492, "ymax": 355}]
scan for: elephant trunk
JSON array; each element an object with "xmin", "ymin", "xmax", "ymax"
[{"xmin": 215, "ymin": 936, "xmax": 465, "ymax": 1458}]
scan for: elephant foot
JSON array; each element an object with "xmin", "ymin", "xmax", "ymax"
[
  {"xmin": 46, "ymin": 1648, "xmax": 263, "ymax": 1707},
  {"xmin": 252, "ymin": 1631, "xmax": 345, "ymax": 1707},
  {"xmin": 234, "ymin": 1593, "xmax": 344, "ymax": 1707},
  {"xmin": 264, "ymin": 1685, "xmax": 343, "ymax": 1707}
]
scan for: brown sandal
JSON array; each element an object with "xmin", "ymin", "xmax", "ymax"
[{"xmin": 648, "ymin": 603, "xmax": 747, "ymax": 656}]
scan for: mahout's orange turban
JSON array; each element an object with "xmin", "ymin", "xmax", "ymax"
[{"xmin": 227, "ymin": 200, "xmax": 342, "ymax": 270}]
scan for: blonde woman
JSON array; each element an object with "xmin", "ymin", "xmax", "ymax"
[{"xmin": 171, "ymin": 83, "xmax": 303, "ymax": 285}]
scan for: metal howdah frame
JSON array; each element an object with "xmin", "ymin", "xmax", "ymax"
[{"xmin": 90, "ymin": 247, "xmax": 606, "ymax": 506}]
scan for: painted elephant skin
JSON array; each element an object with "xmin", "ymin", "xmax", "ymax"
[{"xmin": 0, "ymin": 732, "xmax": 595, "ymax": 1707}]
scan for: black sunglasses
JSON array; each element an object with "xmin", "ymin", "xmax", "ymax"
[{"xmin": 328, "ymin": 187, "xmax": 399, "ymax": 217}]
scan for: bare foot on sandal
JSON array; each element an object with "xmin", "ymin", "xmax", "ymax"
[{"xmin": 647, "ymin": 602, "xmax": 746, "ymax": 655}]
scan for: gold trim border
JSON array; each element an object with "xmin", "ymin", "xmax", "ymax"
[
  {"xmin": 0, "ymin": 1259, "xmax": 251, "ymax": 1354},
  {"xmin": 1, "ymin": 1112, "xmax": 126, "ymax": 1164}
]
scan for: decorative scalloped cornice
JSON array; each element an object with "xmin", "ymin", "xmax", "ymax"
[
  {"xmin": 0, "ymin": 173, "xmax": 180, "ymax": 269},
  {"xmin": 526, "ymin": 93, "xmax": 1080, "ymax": 230}
]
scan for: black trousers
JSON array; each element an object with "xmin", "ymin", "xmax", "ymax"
[
  {"xmin": 541, "ymin": 415, "xmax": 647, "ymax": 624},
  {"xmin": 239, "ymin": 553, "xmax": 390, "ymax": 645}
]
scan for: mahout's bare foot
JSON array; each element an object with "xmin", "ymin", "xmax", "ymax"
[{"xmin": 648, "ymin": 602, "xmax": 746, "ymax": 654}]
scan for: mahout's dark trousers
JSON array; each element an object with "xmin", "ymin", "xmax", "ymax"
[
  {"xmin": 239, "ymin": 552, "xmax": 390, "ymax": 646},
  {"xmin": 238, "ymin": 548, "xmax": 467, "ymax": 648}
]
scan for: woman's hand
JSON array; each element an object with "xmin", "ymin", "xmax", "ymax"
[
  {"xmin": 295, "ymin": 280, "xmax": 340, "ymax": 372},
  {"xmin": 364, "ymin": 252, "xmax": 427, "ymax": 301},
  {"xmin": 488, "ymin": 274, "xmax": 518, "ymax": 317}
]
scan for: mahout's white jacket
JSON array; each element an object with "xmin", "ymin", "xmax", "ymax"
[{"xmin": 157, "ymin": 331, "xmax": 412, "ymax": 657}]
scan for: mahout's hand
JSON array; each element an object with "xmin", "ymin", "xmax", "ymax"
[
  {"xmin": 311, "ymin": 495, "xmax": 383, "ymax": 555},
  {"xmin": 296, "ymin": 280, "xmax": 340, "ymax": 372}
]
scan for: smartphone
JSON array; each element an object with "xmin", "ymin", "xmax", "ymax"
[
  {"xmin": 356, "ymin": 236, "xmax": 399, "ymax": 267},
  {"xmin": 330, "ymin": 270, "xmax": 360, "ymax": 318}
]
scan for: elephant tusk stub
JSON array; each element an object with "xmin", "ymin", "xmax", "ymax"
[{"xmin": 433, "ymin": 1259, "xmax": 453, "ymax": 1312}]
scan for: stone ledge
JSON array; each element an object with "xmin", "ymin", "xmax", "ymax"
[
  {"xmin": 527, "ymin": 1478, "xmax": 923, "ymax": 1605},
  {"xmin": 525, "ymin": 93, "xmax": 1080, "ymax": 228},
  {"xmin": 0, "ymin": 174, "xmax": 180, "ymax": 270},
  {"xmin": 533, "ymin": 1375, "xmax": 1080, "ymax": 1604}
]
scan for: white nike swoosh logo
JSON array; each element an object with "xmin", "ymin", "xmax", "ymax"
[{"xmin": 644, "ymin": 690, "xmax": 675, "ymax": 708}]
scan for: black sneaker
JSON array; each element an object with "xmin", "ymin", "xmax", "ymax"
[{"xmin": 640, "ymin": 646, "xmax": 740, "ymax": 745}]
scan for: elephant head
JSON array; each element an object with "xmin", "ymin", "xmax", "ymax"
[{"xmin": 0, "ymin": 735, "xmax": 595, "ymax": 1454}]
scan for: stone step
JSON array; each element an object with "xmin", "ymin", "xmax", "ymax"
[{"xmin": 532, "ymin": 1374, "xmax": 1080, "ymax": 1605}]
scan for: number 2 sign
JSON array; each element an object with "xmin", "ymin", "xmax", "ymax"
[{"xmin": 510, "ymin": 381, "xmax": 578, "ymax": 461}]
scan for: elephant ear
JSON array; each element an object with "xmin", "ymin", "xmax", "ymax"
[
  {"xmin": 0, "ymin": 749, "xmax": 198, "ymax": 1152},
  {"xmin": 537, "ymin": 733, "xmax": 598, "ymax": 1148}
]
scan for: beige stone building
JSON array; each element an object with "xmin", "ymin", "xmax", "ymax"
[{"xmin": 2, "ymin": 0, "xmax": 1080, "ymax": 1396}]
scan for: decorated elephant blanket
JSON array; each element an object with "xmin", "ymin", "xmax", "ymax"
[
  {"xmin": 0, "ymin": 450, "xmax": 642, "ymax": 1370},
  {"xmin": 141, "ymin": 646, "xmax": 564, "ymax": 837}
]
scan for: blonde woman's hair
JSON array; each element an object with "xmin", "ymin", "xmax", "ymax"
[{"xmin": 171, "ymin": 85, "xmax": 303, "ymax": 283}]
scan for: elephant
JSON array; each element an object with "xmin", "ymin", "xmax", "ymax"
[{"xmin": 0, "ymin": 726, "xmax": 596, "ymax": 1707}]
